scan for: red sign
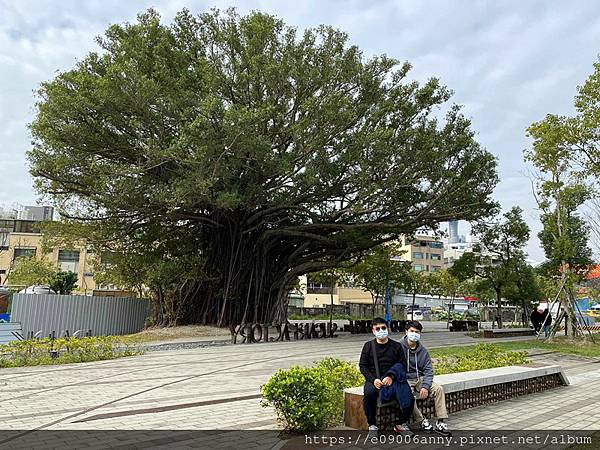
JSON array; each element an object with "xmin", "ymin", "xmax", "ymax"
[{"xmin": 463, "ymin": 296, "xmax": 478, "ymax": 302}]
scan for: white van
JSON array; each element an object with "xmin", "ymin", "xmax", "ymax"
[{"xmin": 407, "ymin": 310, "xmax": 424, "ymax": 321}]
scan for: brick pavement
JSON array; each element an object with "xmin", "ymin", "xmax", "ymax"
[{"xmin": 0, "ymin": 330, "xmax": 598, "ymax": 449}]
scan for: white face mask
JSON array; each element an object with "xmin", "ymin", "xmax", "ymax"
[
  {"xmin": 407, "ymin": 331, "xmax": 420, "ymax": 342},
  {"xmin": 374, "ymin": 328, "xmax": 388, "ymax": 340}
]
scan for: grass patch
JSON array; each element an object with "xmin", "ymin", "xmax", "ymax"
[
  {"xmin": 433, "ymin": 344, "xmax": 529, "ymax": 374},
  {"xmin": 0, "ymin": 336, "xmax": 140, "ymax": 368},
  {"xmin": 288, "ymin": 314, "xmax": 372, "ymax": 321},
  {"xmin": 430, "ymin": 336, "xmax": 600, "ymax": 359}
]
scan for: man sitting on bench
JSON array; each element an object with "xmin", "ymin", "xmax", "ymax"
[
  {"xmin": 359, "ymin": 317, "xmax": 413, "ymax": 436},
  {"xmin": 400, "ymin": 320, "xmax": 451, "ymax": 437}
]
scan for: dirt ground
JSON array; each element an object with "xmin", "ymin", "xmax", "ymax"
[{"xmin": 124, "ymin": 324, "xmax": 230, "ymax": 342}]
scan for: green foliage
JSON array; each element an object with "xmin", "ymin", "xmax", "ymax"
[
  {"xmin": 261, "ymin": 358, "xmax": 361, "ymax": 431},
  {"xmin": 347, "ymin": 243, "xmax": 410, "ymax": 304},
  {"xmin": 399, "ymin": 268, "xmax": 431, "ymax": 299},
  {"xmin": 451, "ymin": 208, "xmax": 530, "ymax": 327},
  {"xmin": 8, "ymin": 257, "xmax": 58, "ymax": 287},
  {"xmin": 504, "ymin": 261, "xmax": 544, "ymax": 309},
  {"xmin": 538, "ymin": 212, "xmax": 593, "ymax": 275},
  {"xmin": 0, "ymin": 336, "xmax": 139, "ymax": 368},
  {"xmin": 525, "ymin": 65, "xmax": 595, "ymax": 280},
  {"xmin": 28, "ymin": 7, "xmax": 499, "ymax": 326},
  {"xmin": 288, "ymin": 314, "xmax": 368, "ymax": 320},
  {"xmin": 49, "ymin": 271, "xmax": 78, "ymax": 294},
  {"xmin": 434, "ymin": 344, "xmax": 529, "ymax": 375},
  {"xmin": 433, "ymin": 311, "xmax": 467, "ymax": 321}
]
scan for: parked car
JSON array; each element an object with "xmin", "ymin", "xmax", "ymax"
[{"xmin": 406, "ymin": 310, "xmax": 424, "ymax": 321}]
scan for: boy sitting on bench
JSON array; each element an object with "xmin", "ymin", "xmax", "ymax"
[{"xmin": 359, "ymin": 317, "xmax": 414, "ymax": 436}]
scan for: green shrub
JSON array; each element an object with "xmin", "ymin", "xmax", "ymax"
[
  {"xmin": 0, "ymin": 336, "xmax": 139, "ymax": 368},
  {"xmin": 261, "ymin": 357, "xmax": 362, "ymax": 431},
  {"xmin": 434, "ymin": 343, "xmax": 528, "ymax": 375}
]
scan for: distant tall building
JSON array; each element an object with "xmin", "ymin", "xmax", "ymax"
[
  {"xmin": 16, "ymin": 206, "xmax": 54, "ymax": 221},
  {"xmin": 448, "ymin": 220, "xmax": 459, "ymax": 244}
]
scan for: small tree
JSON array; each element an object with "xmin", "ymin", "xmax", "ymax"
[
  {"xmin": 450, "ymin": 207, "xmax": 530, "ymax": 328},
  {"xmin": 7, "ymin": 257, "xmax": 58, "ymax": 288},
  {"xmin": 348, "ymin": 243, "xmax": 408, "ymax": 318},
  {"xmin": 433, "ymin": 269, "xmax": 462, "ymax": 327},
  {"xmin": 526, "ymin": 114, "xmax": 594, "ymax": 338},
  {"xmin": 49, "ymin": 271, "xmax": 78, "ymax": 295},
  {"xmin": 504, "ymin": 261, "xmax": 543, "ymax": 326},
  {"xmin": 399, "ymin": 268, "xmax": 431, "ymax": 316},
  {"xmin": 309, "ymin": 268, "xmax": 347, "ymax": 326}
]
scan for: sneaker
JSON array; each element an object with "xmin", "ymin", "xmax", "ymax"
[
  {"xmin": 368, "ymin": 425, "xmax": 378, "ymax": 439},
  {"xmin": 420, "ymin": 418, "xmax": 433, "ymax": 434},
  {"xmin": 394, "ymin": 423, "xmax": 414, "ymax": 436},
  {"xmin": 434, "ymin": 420, "xmax": 452, "ymax": 437}
]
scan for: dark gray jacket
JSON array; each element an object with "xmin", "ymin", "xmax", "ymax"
[{"xmin": 399, "ymin": 335, "xmax": 434, "ymax": 391}]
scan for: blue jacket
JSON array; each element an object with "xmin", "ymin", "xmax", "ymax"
[{"xmin": 379, "ymin": 363, "xmax": 415, "ymax": 411}]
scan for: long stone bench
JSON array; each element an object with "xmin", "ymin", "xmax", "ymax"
[
  {"xmin": 483, "ymin": 328, "xmax": 535, "ymax": 338},
  {"xmin": 344, "ymin": 364, "xmax": 569, "ymax": 430}
]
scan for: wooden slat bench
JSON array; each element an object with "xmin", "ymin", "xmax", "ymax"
[
  {"xmin": 483, "ymin": 328, "xmax": 535, "ymax": 338},
  {"xmin": 0, "ymin": 322, "xmax": 24, "ymax": 345},
  {"xmin": 344, "ymin": 364, "xmax": 569, "ymax": 430}
]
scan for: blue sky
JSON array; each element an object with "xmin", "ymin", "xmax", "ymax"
[{"xmin": 2, "ymin": 0, "xmax": 600, "ymax": 262}]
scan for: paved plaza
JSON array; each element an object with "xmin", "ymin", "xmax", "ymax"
[{"xmin": 0, "ymin": 329, "xmax": 599, "ymax": 448}]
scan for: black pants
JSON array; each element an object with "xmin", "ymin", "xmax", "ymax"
[{"xmin": 363, "ymin": 382, "xmax": 413, "ymax": 427}]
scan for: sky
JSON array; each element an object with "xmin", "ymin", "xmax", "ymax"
[{"xmin": 2, "ymin": 0, "xmax": 600, "ymax": 262}]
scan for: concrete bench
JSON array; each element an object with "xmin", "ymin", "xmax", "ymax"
[
  {"xmin": 0, "ymin": 322, "xmax": 24, "ymax": 345},
  {"xmin": 344, "ymin": 364, "xmax": 569, "ymax": 430},
  {"xmin": 483, "ymin": 328, "xmax": 535, "ymax": 338}
]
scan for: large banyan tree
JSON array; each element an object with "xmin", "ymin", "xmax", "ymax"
[{"xmin": 28, "ymin": 9, "xmax": 498, "ymax": 326}]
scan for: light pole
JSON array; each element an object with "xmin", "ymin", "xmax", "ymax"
[{"xmin": 385, "ymin": 282, "xmax": 391, "ymax": 325}]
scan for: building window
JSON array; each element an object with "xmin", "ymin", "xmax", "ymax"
[
  {"xmin": 412, "ymin": 252, "xmax": 424, "ymax": 259},
  {"xmin": 430, "ymin": 266, "xmax": 440, "ymax": 272},
  {"xmin": 13, "ymin": 221, "xmax": 38, "ymax": 233},
  {"xmin": 13, "ymin": 248, "xmax": 36, "ymax": 260},
  {"xmin": 430, "ymin": 254, "xmax": 442, "ymax": 260},
  {"xmin": 413, "ymin": 264, "xmax": 423, "ymax": 272},
  {"xmin": 428, "ymin": 241, "xmax": 443, "ymax": 249},
  {"xmin": 58, "ymin": 250, "xmax": 80, "ymax": 273}
]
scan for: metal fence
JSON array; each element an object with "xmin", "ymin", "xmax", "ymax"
[
  {"xmin": 10, "ymin": 294, "xmax": 151, "ymax": 337},
  {"xmin": 0, "ymin": 323, "xmax": 23, "ymax": 344}
]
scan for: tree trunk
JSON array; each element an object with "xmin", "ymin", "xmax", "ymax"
[{"xmin": 495, "ymin": 289, "xmax": 503, "ymax": 329}]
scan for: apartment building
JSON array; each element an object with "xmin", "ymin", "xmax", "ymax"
[
  {"xmin": 301, "ymin": 275, "xmax": 373, "ymax": 307},
  {"xmin": 0, "ymin": 217, "xmax": 98, "ymax": 292},
  {"xmin": 397, "ymin": 235, "xmax": 444, "ymax": 273}
]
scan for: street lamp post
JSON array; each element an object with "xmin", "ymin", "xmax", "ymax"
[{"xmin": 385, "ymin": 283, "xmax": 391, "ymax": 325}]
